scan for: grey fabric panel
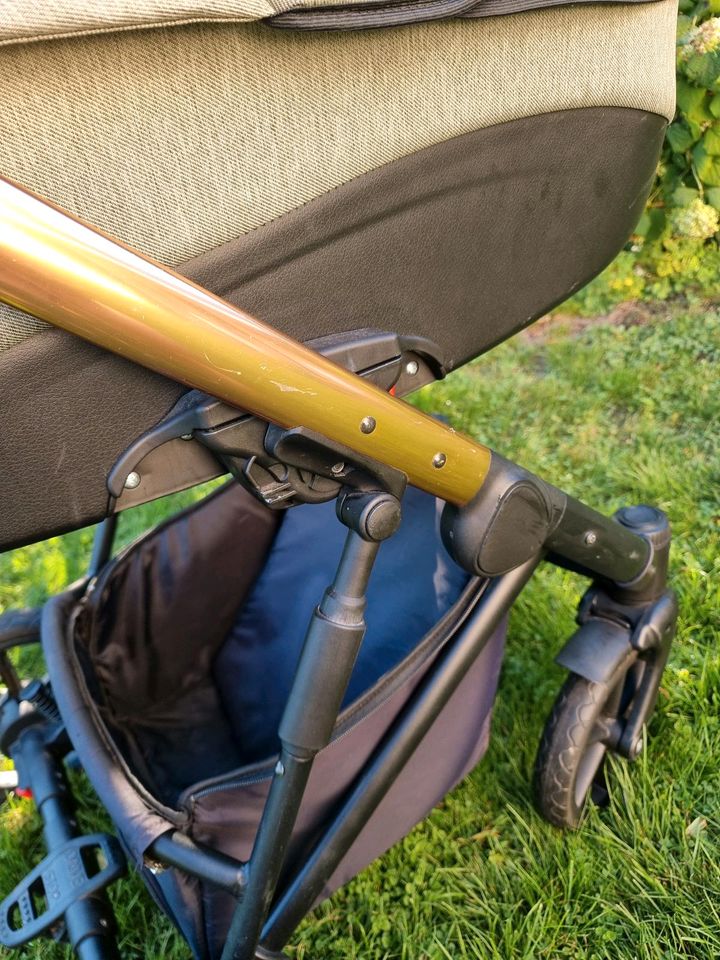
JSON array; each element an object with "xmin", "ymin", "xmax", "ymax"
[
  {"xmin": 0, "ymin": 0, "xmax": 678, "ymax": 351},
  {"xmin": 193, "ymin": 615, "xmax": 506, "ymax": 959},
  {"xmin": 0, "ymin": 0, "xmax": 671, "ymax": 42},
  {"xmin": 182, "ymin": 108, "xmax": 667, "ymax": 370},
  {"xmin": 0, "ymin": 1, "xmax": 272, "ymax": 45}
]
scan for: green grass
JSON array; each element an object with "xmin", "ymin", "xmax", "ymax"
[{"xmin": 1, "ymin": 302, "xmax": 719, "ymax": 959}]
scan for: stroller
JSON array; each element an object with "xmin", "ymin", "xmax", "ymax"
[{"xmin": 0, "ymin": 1, "xmax": 679, "ymax": 957}]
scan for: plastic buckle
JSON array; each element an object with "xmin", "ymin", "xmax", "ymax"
[{"xmin": 0, "ymin": 834, "xmax": 126, "ymax": 948}]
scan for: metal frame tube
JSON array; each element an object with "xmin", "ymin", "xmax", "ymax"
[
  {"xmin": 88, "ymin": 516, "xmax": 118, "ymax": 579},
  {"xmin": 11, "ymin": 728, "xmax": 120, "ymax": 960},
  {"xmin": 0, "ymin": 177, "xmax": 490, "ymax": 506},
  {"xmin": 545, "ymin": 494, "xmax": 650, "ymax": 585},
  {"xmin": 148, "ymin": 833, "xmax": 246, "ymax": 897},
  {"xmin": 261, "ymin": 558, "xmax": 537, "ymax": 952},
  {"xmin": 221, "ymin": 528, "xmax": 381, "ymax": 960}
]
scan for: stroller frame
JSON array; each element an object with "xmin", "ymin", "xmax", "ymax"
[{"xmin": 0, "ymin": 178, "xmax": 678, "ymax": 960}]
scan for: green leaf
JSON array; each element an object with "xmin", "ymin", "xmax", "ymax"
[
  {"xmin": 693, "ymin": 140, "xmax": 720, "ymax": 185},
  {"xmin": 703, "ymin": 123, "xmax": 720, "ymax": 154},
  {"xmin": 710, "ymin": 0, "xmax": 720, "ymax": 12},
  {"xmin": 676, "ymin": 80, "xmax": 714, "ymax": 137},
  {"xmin": 673, "ymin": 185, "xmax": 701, "ymax": 206},
  {"xmin": 710, "ymin": 95, "xmax": 720, "ymax": 119},
  {"xmin": 642, "ymin": 207, "xmax": 668, "ymax": 244},
  {"xmin": 677, "ymin": 13, "xmax": 694, "ymax": 36},
  {"xmin": 705, "ymin": 186, "xmax": 720, "ymax": 210},
  {"xmin": 667, "ymin": 122, "xmax": 696, "ymax": 154},
  {"xmin": 682, "ymin": 50, "xmax": 720, "ymax": 90}
]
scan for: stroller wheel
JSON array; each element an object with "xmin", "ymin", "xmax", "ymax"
[{"xmin": 533, "ymin": 669, "xmax": 638, "ymax": 829}]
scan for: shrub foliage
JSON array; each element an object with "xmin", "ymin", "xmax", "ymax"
[{"xmin": 570, "ymin": 0, "xmax": 720, "ymax": 313}]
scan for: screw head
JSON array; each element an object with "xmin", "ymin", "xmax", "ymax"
[
  {"xmin": 360, "ymin": 416, "xmax": 376, "ymax": 435},
  {"xmin": 331, "ymin": 461, "xmax": 345, "ymax": 475},
  {"xmin": 124, "ymin": 471, "xmax": 141, "ymax": 490},
  {"xmin": 432, "ymin": 452, "xmax": 447, "ymax": 469},
  {"xmin": 181, "ymin": 433, "xmax": 193, "ymax": 441},
  {"xmin": 630, "ymin": 737, "xmax": 643, "ymax": 759},
  {"xmin": 584, "ymin": 531, "xmax": 598, "ymax": 546},
  {"xmin": 405, "ymin": 360, "xmax": 419, "ymax": 376},
  {"xmin": 275, "ymin": 760, "xmax": 285, "ymax": 777}
]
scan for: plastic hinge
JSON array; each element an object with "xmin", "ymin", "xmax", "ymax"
[{"xmin": 0, "ymin": 834, "xmax": 126, "ymax": 948}]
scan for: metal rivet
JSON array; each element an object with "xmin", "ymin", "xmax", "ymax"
[
  {"xmin": 331, "ymin": 462, "xmax": 345, "ymax": 475},
  {"xmin": 584, "ymin": 531, "xmax": 598, "ymax": 546},
  {"xmin": 181, "ymin": 433, "xmax": 193, "ymax": 441},
  {"xmin": 124, "ymin": 471, "xmax": 141, "ymax": 490},
  {"xmin": 360, "ymin": 416, "xmax": 376, "ymax": 435},
  {"xmin": 275, "ymin": 760, "xmax": 285, "ymax": 777},
  {"xmin": 630, "ymin": 738, "xmax": 643, "ymax": 759},
  {"xmin": 405, "ymin": 360, "xmax": 419, "ymax": 376},
  {"xmin": 432, "ymin": 452, "xmax": 447, "ymax": 469}
]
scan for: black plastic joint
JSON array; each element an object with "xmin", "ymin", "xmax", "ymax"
[
  {"xmin": 441, "ymin": 455, "xmax": 563, "ymax": 577},
  {"xmin": 336, "ymin": 490, "xmax": 401, "ymax": 542},
  {"xmin": 612, "ymin": 505, "xmax": 671, "ymax": 603},
  {"xmin": 278, "ymin": 610, "xmax": 365, "ymax": 754},
  {"xmin": 0, "ymin": 699, "xmax": 44, "ymax": 756}
]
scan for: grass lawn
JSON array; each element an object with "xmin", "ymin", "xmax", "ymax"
[{"xmin": 1, "ymin": 301, "xmax": 718, "ymax": 959}]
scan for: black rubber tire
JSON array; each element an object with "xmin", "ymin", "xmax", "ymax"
[{"xmin": 533, "ymin": 673, "xmax": 617, "ymax": 829}]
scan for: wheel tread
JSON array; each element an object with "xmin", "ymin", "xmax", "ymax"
[{"xmin": 534, "ymin": 674, "xmax": 606, "ymax": 829}]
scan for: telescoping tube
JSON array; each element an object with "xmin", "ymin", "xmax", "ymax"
[{"xmin": 0, "ymin": 177, "xmax": 490, "ymax": 506}]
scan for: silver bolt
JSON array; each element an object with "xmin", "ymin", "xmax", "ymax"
[
  {"xmin": 331, "ymin": 462, "xmax": 345, "ymax": 475},
  {"xmin": 360, "ymin": 416, "xmax": 376, "ymax": 435},
  {"xmin": 405, "ymin": 360, "xmax": 419, "ymax": 376},
  {"xmin": 630, "ymin": 737, "xmax": 643, "ymax": 759},
  {"xmin": 124, "ymin": 471, "xmax": 141, "ymax": 490},
  {"xmin": 584, "ymin": 531, "xmax": 598, "ymax": 546},
  {"xmin": 181, "ymin": 433, "xmax": 193, "ymax": 441},
  {"xmin": 432, "ymin": 452, "xmax": 447, "ymax": 469},
  {"xmin": 275, "ymin": 760, "xmax": 285, "ymax": 777}
]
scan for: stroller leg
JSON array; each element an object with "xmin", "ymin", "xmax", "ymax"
[
  {"xmin": 260, "ymin": 558, "xmax": 536, "ymax": 954},
  {"xmin": 87, "ymin": 516, "xmax": 118, "ymax": 579},
  {"xmin": 0, "ymin": 699, "xmax": 125, "ymax": 958},
  {"xmin": 221, "ymin": 493, "xmax": 399, "ymax": 960}
]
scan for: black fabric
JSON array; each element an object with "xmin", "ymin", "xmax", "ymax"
[
  {"xmin": 0, "ymin": 109, "xmax": 665, "ymax": 551},
  {"xmin": 74, "ymin": 483, "xmax": 468, "ymax": 801},
  {"xmin": 213, "ymin": 487, "xmax": 469, "ymax": 764},
  {"xmin": 76, "ymin": 484, "xmax": 280, "ymax": 804},
  {"xmin": 183, "ymin": 109, "xmax": 666, "ymax": 371},
  {"xmin": 0, "ymin": 328, "xmax": 184, "ymax": 551}
]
